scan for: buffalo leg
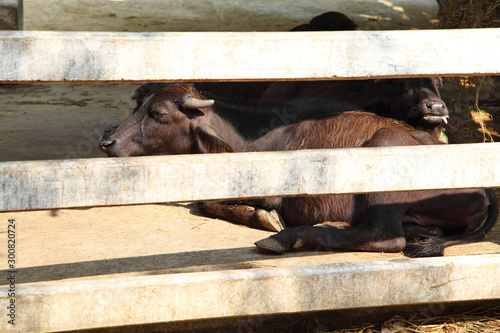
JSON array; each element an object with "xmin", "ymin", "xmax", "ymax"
[
  {"xmin": 197, "ymin": 201, "xmax": 285, "ymax": 232},
  {"xmin": 254, "ymin": 223, "xmax": 406, "ymax": 253},
  {"xmin": 255, "ymin": 199, "xmax": 407, "ymax": 253}
]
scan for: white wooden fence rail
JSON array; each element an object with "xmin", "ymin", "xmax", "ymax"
[
  {"xmin": 0, "ymin": 28, "xmax": 499, "ymax": 212},
  {"xmin": 0, "ymin": 29, "xmax": 499, "ymax": 83},
  {"xmin": 7, "ymin": 255, "xmax": 500, "ymax": 332},
  {"xmin": 1, "ymin": 143, "xmax": 500, "ymax": 212}
]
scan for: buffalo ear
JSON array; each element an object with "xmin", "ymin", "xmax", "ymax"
[
  {"xmin": 191, "ymin": 122, "xmax": 235, "ymax": 153},
  {"xmin": 182, "ymin": 108, "xmax": 205, "ymax": 119}
]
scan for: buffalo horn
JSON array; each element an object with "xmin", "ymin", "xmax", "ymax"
[{"xmin": 183, "ymin": 98, "xmax": 215, "ymax": 109}]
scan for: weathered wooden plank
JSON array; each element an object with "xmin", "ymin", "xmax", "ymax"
[
  {"xmin": 0, "ymin": 0, "xmax": 22, "ymax": 30},
  {"xmin": 1, "ymin": 143, "xmax": 499, "ymax": 212},
  {"xmin": 22, "ymin": 0, "xmax": 438, "ymax": 32},
  {"xmin": 3, "ymin": 254, "xmax": 500, "ymax": 332},
  {"xmin": 0, "ymin": 29, "xmax": 499, "ymax": 83}
]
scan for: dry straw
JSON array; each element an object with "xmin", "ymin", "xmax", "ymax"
[
  {"xmin": 437, "ymin": 0, "xmax": 500, "ymax": 29},
  {"xmin": 436, "ymin": 0, "xmax": 499, "ymax": 143},
  {"xmin": 328, "ymin": 305, "xmax": 500, "ymax": 333}
]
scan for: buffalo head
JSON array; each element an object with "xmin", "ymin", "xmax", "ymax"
[
  {"xmin": 366, "ymin": 77, "xmax": 449, "ymax": 129},
  {"xmin": 291, "ymin": 11, "xmax": 359, "ymax": 31},
  {"xmin": 99, "ymin": 84, "xmax": 233, "ymax": 157}
]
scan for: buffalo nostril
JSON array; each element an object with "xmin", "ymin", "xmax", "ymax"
[
  {"xmin": 426, "ymin": 100, "xmax": 446, "ymax": 112},
  {"xmin": 98, "ymin": 137, "xmax": 116, "ymax": 151}
]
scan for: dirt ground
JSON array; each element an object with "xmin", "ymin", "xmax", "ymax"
[{"xmin": 22, "ymin": 0, "xmax": 439, "ymax": 32}]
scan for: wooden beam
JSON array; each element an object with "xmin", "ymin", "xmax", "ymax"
[
  {"xmin": 0, "ymin": 29, "xmax": 499, "ymax": 83},
  {"xmin": 3, "ymin": 254, "xmax": 500, "ymax": 332},
  {"xmin": 1, "ymin": 143, "xmax": 499, "ymax": 212}
]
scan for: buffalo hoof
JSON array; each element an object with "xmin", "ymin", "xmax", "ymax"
[
  {"xmin": 256, "ymin": 209, "xmax": 285, "ymax": 232},
  {"xmin": 255, "ymin": 236, "xmax": 290, "ymax": 253},
  {"xmin": 255, "ymin": 229, "xmax": 306, "ymax": 253}
]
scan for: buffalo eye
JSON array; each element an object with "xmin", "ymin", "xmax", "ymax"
[
  {"xmin": 148, "ymin": 108, "xmax": 169, "ymax": 122},
  {"xmin": 148, "ymin": 108, "xmax": 158, "ymax": 117}
]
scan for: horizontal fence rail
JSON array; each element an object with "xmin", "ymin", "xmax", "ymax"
[
  {"xmin": 1, "ymin": 143, "xmax": 499, "ymax": 212},
  {"xmin": 3, "ymin": 254, "xmax": 500, "ymax": 332},
  {"xmin": 0, "ymin": 28, "xmax": 499, "ymax": 83}
]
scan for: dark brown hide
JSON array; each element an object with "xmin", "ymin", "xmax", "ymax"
[
  {"xmin": 99, "ymin": 84, "xmax": 497, "ymax": 257},
  {"xmin": 290, "ymin": 11, "xmax": 359, "ymax": 31},
  {"xmin": 259, "ymin": 78, "xmax": 450, "ymax": 136}
]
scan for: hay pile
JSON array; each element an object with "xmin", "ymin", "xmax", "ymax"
[
  {"xmin": 380, "ymin": 306, "xmax": 500, "ymax": 333},
  {"xmin": 436, "ymin": 0, "xmax": 500, "ymax": 143},
  {"xmin": 437, "ymin": 0, "xmax": 500, "ymax": 29},
  {"xmin": 330, "ymin": 305, "xmax": 500, "ymax": 333}
]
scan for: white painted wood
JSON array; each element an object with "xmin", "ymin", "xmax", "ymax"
[
  {"xmin": 0, "ymin": 29, "xmax": 499, "ymax": 83},
  {"xmin": 3, "ymin": 254, "xmax": 500, "ymax": 332},
  {"xmin": 22, "ymin": 0, "xmax": 438, "ymax": 32},
  {"xmin": 1, "ymin": 143, "xmax": 499, "ymax": 212}
]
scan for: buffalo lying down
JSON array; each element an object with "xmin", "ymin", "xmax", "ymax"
[
  {"xmin": 99, "ymin": 84, "xmax": 498, "ymax": 257},
  {"xmin": 131, "ymin": 77, "xmax": 450, "ymax": 143},
  {"xmin": 259, "ymin": 78, "xmax": 450, "ymax": 141}
]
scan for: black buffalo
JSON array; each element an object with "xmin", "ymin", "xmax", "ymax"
[
  {"xmin": 99, "ymin": 84, "xmax": 497, "ymax": 257},
  {"xmin": 131, "ymin": 78, "xmax": 450, "ymax": 143},
  {"xmin": 259, "ymin": 78, "xmax": 450, "ymax": 141}
]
